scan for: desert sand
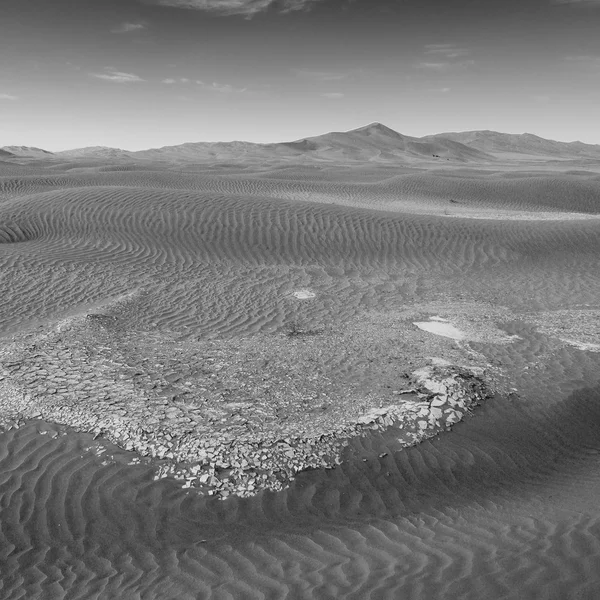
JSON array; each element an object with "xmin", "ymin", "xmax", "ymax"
[{"xmin": 1, "ymin": 123, "xmax": 600, "ymax": 598}]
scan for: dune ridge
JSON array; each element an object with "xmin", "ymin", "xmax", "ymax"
[
  {"xmin": 0, "ymin": 182, "xmax": 598, "ymax": 339},
  {"xmin": 2, "ymin": 167, "xmax": 600, "ymax": 218}
]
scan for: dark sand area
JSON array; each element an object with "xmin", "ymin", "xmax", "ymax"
[{"xmin": 1, "ymin": 145, "xmax": 600, "ymax": 598}]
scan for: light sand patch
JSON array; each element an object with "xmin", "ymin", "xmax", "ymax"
[
  {"xmin": 414, "ymin": 320, "xmax": 466, "ymax": 341},
  {"xmin": 439, "ymin": 210, "xmax": 600, "ymax": 221},
  {"xmin": 292, "ymin": 290, "xmax": 316, "ymax": 299},
  {"xmin": 559, "ymin": 339, "xmax": 600, "ymax": 353},
  {"xmin": 525, "ymin": 310, "xmax": 600, "ymax": 353},
  {"xmin": 403, "ymin": 303, "xmax": 523, "ymax": 345}
]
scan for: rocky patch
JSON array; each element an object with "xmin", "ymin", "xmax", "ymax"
[{"xmin": 0, "ymin": 314, "xmax": 493, "ymax": 498}]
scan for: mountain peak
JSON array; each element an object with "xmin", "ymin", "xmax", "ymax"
[{"xmin": 350, "ymin": 122, "xmax": 403, "ymax": 138}]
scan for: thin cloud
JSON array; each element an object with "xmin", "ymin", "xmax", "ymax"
[
  {"xmin": 424, "ymin": 44, "xmax": 470, "ymax": 59},
  {"xmin": 111, "ymin": 22, "xmax": 146, "ymax": 33},
  {"xmin": 418, "ymin": 62, "xmax": 447, "ymax": 69},
  {"xmin": 294, "ymin": 68, "xmax": 348, "ymax": 81},
  {"xmin": 321, "ymin": 92, "xmax": 344, "ymax": 99},
  {"xmin": 162, "ymin": 77, "xmax": 191, "ymax": 84},
  {"xmin": 0, "ymin": 93, "xmax": 18, "ymax": 100},
  {"xmin": 91, "ymin": 70, "xmax": 145, "ymax": 83},
  {"xmin": 141, "ymin": 0, "xmax": 321, "ymax": 16},
  {"xmin": 417, "ymin": 44, "xmax": 473, "ymax": 70},
  {"xmin": 417, "ymin": 59, "xmax": 475, "ymax": 70},
  {"xmin": 197, "ymin": 81, "xmax": 247, "ymax": 93}
]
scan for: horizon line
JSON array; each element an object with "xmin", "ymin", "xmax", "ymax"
[{"xmin": 3, "ymin": 122, "xmax": 599, "ymax": 154}]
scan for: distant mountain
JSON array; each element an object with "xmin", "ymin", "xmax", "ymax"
[
  {"xmin": 133, "ymin": 140, "xmax": 297, "ymax": 162},
  {"xmin": 131, "ymin": 122, "xmax": 494, "ymax": 164},
  {"xmin": 294, "ymin": 123, "xmax": 494, "ymax": 162},
  {"xmin": 428, "ymin": 131, "xmax": 600, "ymax": 159},
  {"xmin": 54, "ymin": 146, "xmax": 132, "ymax": 159},
  {"xmin": 0, "ymin": 149, "xmax": 16, "ymax": 159},
  {"xmin": 1, "ymin": 146, "xmax": 54, "ymax": 158},
  {"xmin": 10, "ymin": 124, "xmax": 600, "ymax": 164}
]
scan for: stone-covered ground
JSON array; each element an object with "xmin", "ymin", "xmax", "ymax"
[{"xmin": 0, "ymin": 310, "xmax": 495, "ymax": 498}]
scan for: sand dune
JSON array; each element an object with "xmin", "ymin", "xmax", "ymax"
[
  {"xmin": 0, "ymin": 179, "xmax": 598, "ymax": 338},
  {"xmin": 2, "ymin": 164, "xmax": 600, "ymax": 219},
  {"xmin": 1, "ymin": 141, "xmax": 600, "ymax": 598}
]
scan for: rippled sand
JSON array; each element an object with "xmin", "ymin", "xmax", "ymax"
[{"xmin": 1, "ymin": 158, "xmax": 600, "ymax": 598}]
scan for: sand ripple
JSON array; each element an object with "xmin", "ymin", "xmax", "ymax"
[
  {"xmin": 1, "ymin": 342, "xmax": 600, "ymax": 598},
  {"xmin": 0, "ymin": 184, "xmax": 598, "ymax": 337},
  {"xmin": 1, "ymin": 164, "xmax": 600, "ymax": 597}
]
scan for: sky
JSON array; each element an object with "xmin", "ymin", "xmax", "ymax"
[{"xmin": 1, "ymin": 0, "xmax": 600, "ymax": 151}]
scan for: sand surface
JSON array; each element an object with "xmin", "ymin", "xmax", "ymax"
[{"xmin": 0, "ymin": 153, "xmax": 600, "ymax": 598}]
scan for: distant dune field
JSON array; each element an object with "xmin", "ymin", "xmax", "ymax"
[{"xmin": 1, "ymin": 134, "xmax": 600, "ymax": 599}]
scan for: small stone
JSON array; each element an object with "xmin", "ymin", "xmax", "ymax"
[
  {"xmin": 429, "ymin": 407, "xmax": 443, "ymax": 421},
  {"xmin": 445, "ymin": 411, "xmax": 461, "ymax": 425}
]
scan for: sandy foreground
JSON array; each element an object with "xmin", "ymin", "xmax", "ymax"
[
  {"xmin": 1, "ymin": 153, "xmax": 600, "ymax": 598},
  {"xmin": 0, "ymin": 155, "xmax": 598, "ymax": 497}
]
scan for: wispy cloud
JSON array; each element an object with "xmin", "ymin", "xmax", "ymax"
[
  {"xmin": 418, "ymin": 61, "xmax": 476, "ymax": 69},
  {"xmin": 141, "ymin": 0, "xmax": 321, "ymax": 17},
  {"xmin": 197, "ymin": 80, "xmax": 248, "ymax": 93},
  {"xmin": 162, "ymin": 77, "xmax": 248, "ymax": 92},
  {"xmin": 321, "ymin": 92, "xmax": 344, "ymax": 99},
  {"xmin": 162, "ymin": 77, "xmax": 191, "ymax": 84},
  {"xmin": 424, "ymin": 44, "xmax": 470, "ymax": 59},
  {"xmin": 0, "ymin": 93, "xmax": 18, "ymax": 101},
  {"xmin": 425, "ymin": 86, "xmax": 452, "ymax": 94},
  {"xmin": 91, "ymin": 70, "xmax": 145, "ymax": 83},
  {"xmin": 418, "ymin": 62, "xmax": 447, "ymax": 69},
  {"xmin": 417, "ymin": 44, "xmax": 474, "ymax": 70},
  {"xmin": 111, "ymin": 21, "xmax": 146, "ymax": 33},
  {"xmin": 294, "ymin": 68, "xmax": 348, "ymax": 81}
]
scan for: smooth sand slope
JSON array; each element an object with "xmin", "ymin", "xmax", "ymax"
[{"xmin": 0, "ymin": 148, "xmax": 600, "ymax": 599}]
